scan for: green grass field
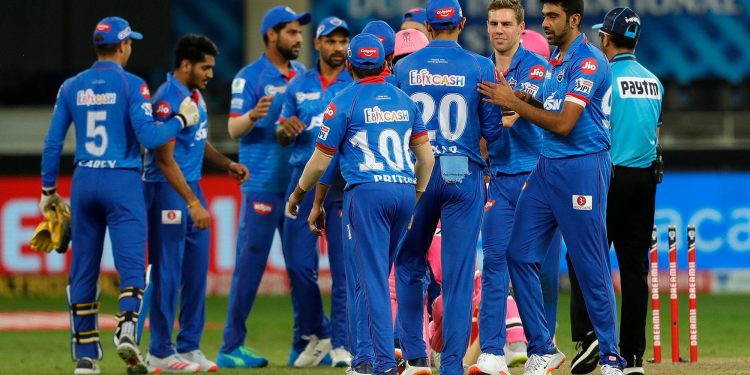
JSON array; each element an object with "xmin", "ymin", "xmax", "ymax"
[{"xmin": 2, "ymin": 293, "xmax": 749, "ymax": 374}]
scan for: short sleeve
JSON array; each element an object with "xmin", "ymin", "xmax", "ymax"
[
  {"xmin": 230, "ymin": 72, "xmax": 258, "ymax": 117},
  {"xmin": 316, "ymin": 99, "xmax": 347, "ymax": 154},
  {"xmin": 565, "ymin": 56, "xmax": 607, "ymax": 108},
  {"xmin": 410, "ymin": 102, "xmax": 427, "ymax": 141},
  {"xmin": 279, "ymin": 79, "xmax": 298, "ymax": 123}
]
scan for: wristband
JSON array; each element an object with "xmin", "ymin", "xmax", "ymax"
[
  {"xmin": 175, "ymin": 114, "xmax": 187, "ymax": 128},
  {"xmin": 187, "ymin": 200, "xmax": 200, "ymax": 209},
  {"xmin": 42, "ymin": 187, "xmax": 57, "ymax": 196}
]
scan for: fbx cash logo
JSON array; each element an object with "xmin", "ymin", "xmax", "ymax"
[{"xmin": 363, "ymin": 106, "xmax": 409, "ymax": 124}]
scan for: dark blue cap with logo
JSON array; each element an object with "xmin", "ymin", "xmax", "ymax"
[
  {"xmin": 426, "ymin": 0, "xmax": 463, "ymax": 30},
  {"xmin": 316, "ymin": 17, "xmax": 350, "ymax": 39},
  {"xmin": 593, "ymin": 7, "xmax": 641, "ymax": 39},
  {"xmin": 93, "ymin": 17, "xmax": 143, "ymax": 45},
  {"xmin": 403, "ymin": 8, "xmax": 427, "ymax": 24},
  {"xmin": 347, "ymin": 33, "xmax": 385, "ymax": 69},
  {"xmin": 261, "ymin": 5, "xmax": 311, "ymax": 35},
  {"xmin": 362, "ymin": 20, "xmax": 395, "ymax": 56}
]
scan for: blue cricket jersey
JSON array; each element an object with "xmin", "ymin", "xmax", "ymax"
[
  {"xmin": 316, "ymin": 76, "xmax": 427, "ymax": 189},
  {"xmin": 279, "ymin": 63, "xmax": 352, "ymax": 167},
  {"xmin": 487, "ymin": 45, "xmax": 551, "ymax": 174},
  {"xmin": 42, "ymin": 61, "xmax": 184, "ymax": 187},
  {"xmin": 230, "ymin": 54, "xmax": 306, "ymax": 192},
  {"xmin": 609, "ymin": 53, "xmax": 663, "ymax": 168},
  {"xmin": 394, "ymin": 40, "xmax": 501, "ymax": 167},
  {"xmin": 542, "ymin": 34, "xmax": 611, "ymax": 158},
  {"xmin": 142, "ymin": 73, "xmax": 209, "ymax": 183}
]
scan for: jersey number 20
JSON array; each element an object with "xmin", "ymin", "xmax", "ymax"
[{"xmin": 410, "ymin": 92, "xmax": 467, "ymax": 141}]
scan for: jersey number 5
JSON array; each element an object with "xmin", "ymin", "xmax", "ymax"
[{"xmin": 85, "ymin": 110, "xmax": 108, "ymax": 157}]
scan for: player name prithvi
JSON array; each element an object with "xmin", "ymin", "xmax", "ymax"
[
  {"xmin": 364, "ymin": 106, "xmax": 409, "ymax": 124},
  {"xmin": 76, "ymin": 89, "xmax": 117, "ymax": 106},
  {"xmin": 373, "ymin": 175, "xmax": 416, "ymax": 184},
  {"xmin": 409, "ymin": 69, "xmax": 466, "ymax": 87}
]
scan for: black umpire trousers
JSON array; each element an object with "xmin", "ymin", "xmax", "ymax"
[{"xmin": 567, "ymin": 165, "xmax": 656, "ymax": 364}]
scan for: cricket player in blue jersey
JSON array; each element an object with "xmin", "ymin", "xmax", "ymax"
[
  {"xmin": 566, "ymin": 8, "xmax": 663, "ymax": 375},
  {"xmin": 362, "ymin": 21, "xmax": 397, "ymax": 85},
  {"xmin": 40, "ymin": 17, "xmax": 201, "ymax": 375},
  {"xmin": 142, "ymin": 35, "xmax": 249, "ymax": 373},
  {"xmin": 470, "ymin": 1, "xmax": 561, "ymax": 374},
  {"xmin": 275, "ymin": 17, "xmax": 353, "ymax": 368},
  {"xmin": 478, "ymin": 0, "xmax": 625, "ymax": 374},
  {"xmin": 217, "ymin": 5, "xmax": 311, "ymax": 369},
  {"xmin": 287, "ymin": 33, "xmax": 435, "ymax": 375},
  {"xmin": 393, "ymin": 0, "xmax": 502, "ymax": 373}
]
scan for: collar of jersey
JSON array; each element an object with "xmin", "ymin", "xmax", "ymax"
[
  {"xmin": 167, "ymin": 73, "xmax": 192, "ymax": 98},
  {"xmin": 356, "ymin": 76, "xmax": 386, "ymax": 84},
  {"xmin": 92, "ymin": 60, "xmax": 123, "ymax": 70},
  {"xmin": 260, "ymin": 53, "xmax": 296, "ymax": 79},
  {"xmin": 313, "ymin": 61, "xmax": 351, "ymax": 86},
  {"xmin": 611, "ymin": 53, "xmax": 636, "ymax": 63},
  {"xmin": 427, "ymin": 40, "xmax": 460, "ymax": 48},
  {"xmin": 489, "ymin": 44, "xmax": 526, "ymax": 77},
  {"xmin": 550, "ymin": 33, "xmax": 587, "ymax": 66}
]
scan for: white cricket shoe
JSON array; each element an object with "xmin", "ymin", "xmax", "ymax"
[
  {"xmin": 468, "ymin": 353, "xmax": 510, "ymax": 375},
  {"xmin": 523, "ymin": 349, "xmax": 565, "ymax": 375},
  {"xmin": 505, "ymin": 341, "xmax": 529, "ymax": 367},
  {"xmin": 294, "ymin": 335, "xmax": 333, "ymax": 367},
  {"xmin": 402, "ymin": 358, "xmax": 432, "ymax": 375},
  {"xmin": 179, "ymin": 350, "xmax": 218, "ymax": 372},
  {"xmin": 74, "ymin": 357, "xmax": 100, "ymax": 374},
  {"xmin": 331, "ymin": 347, "xmax": 352, "ymax": 367},
  {"xmin": 145, "ymin": 353, "xmax": 200, "ymax": 373},
  {"xmin": 601, "ymin": 364, "xmax": 624, "ymax": 375}
]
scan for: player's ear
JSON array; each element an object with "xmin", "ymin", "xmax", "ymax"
[
  {"xmin": 569, "ymin": 13, "xmax": 581, "ymax": 30},
  {"xmin": 459, "ymin": 17, "xmax": 467, "ymax": 31}
]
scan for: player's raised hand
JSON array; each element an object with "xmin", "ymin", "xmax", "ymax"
[
  {"xmin": 477, "ymin": 74, "xmax": 517, "ymax": 110},
  {"xmin": 280, "ymin": 116, "xmax": 306, "ymax": 138},
  {"xmin": 307, "ymin": 202, "xmax": 326, "ymax": 236},
  {"xmin": 178, "ymin": 97, "xmax": 201, "ymax": 127},
  {"xmin": 227, "ymin": 162, "xmax": 249, "ymax": 184},
  {"xmin": 188, "ymin": 201, "xmax": 211, "ymax": 229},
  {"xmin": 249, "ymin": 95, "xmax": 275, "ymax": 121}
]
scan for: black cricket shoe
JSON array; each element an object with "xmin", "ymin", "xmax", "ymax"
[
  {"xmin": 623, "ymin": 355, "xmax": 644, "ymax": 375},
  {"xmin": 570, "ymin": 330, "xmax": 599, "ymax": 374}
]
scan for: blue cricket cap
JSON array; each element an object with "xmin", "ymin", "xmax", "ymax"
[
  {"xmin": 316, "ymin": 16, "xmax": 350, "ymax": 39},
  {"xmin": 261, "ymin": 6, "xmax": 311, "ymax": 35},
  {"xmin": 593, "ymin": 7, "xmax": 641, "ymax": 39},
  {"xmin": 403, "ymin": 8, "xmax": 427, "ymax": 24},
  {"xmin": 362, "ymin": 20, "xmax": 395, "ymax": 56},
  {"xmin": 347, "ymin": 33, "xmax": 385, "ymax": 69},
  {"xmin": 426, "ymin": 0, "xmax": 463, "ymax": 30},
  {"xmin": 93, "ymin": 17, "xmax": 143, "ymax": 45}
]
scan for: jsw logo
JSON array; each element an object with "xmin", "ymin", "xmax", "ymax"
[{"xmin": 544, "ymin": 98, "xmax": 563, "ymax": 111}]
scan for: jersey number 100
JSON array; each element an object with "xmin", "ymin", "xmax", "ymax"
[{"xmin": 349, "ymin": 129, "xmax": 415, "ymax": 172}]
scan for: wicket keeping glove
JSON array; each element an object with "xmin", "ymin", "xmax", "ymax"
[
  {"xmin": 30, "ymin": 202, "xmax": 72, "ymax": 254},
  {"xmin": 177, "ymin": 97, "xmax": 200, "ymax": 127}
]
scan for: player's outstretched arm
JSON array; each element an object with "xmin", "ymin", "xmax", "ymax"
[
  {"xmin": 155, "ymin": 141, "xmax": 210, "ymax": 229},
  {"xmin": 478, "ymin": 75, "xmax": 583, "ymax": 136},
  {"xmin": 203, "ymin": 142, "xmax": 249, "ymax": 184},
  {"xmin": 410, "ymin": 134, "xmax": 435, "ymax": 203},
  {"xmin": 287, "ymin": 148, "xmax": 334, "ymax": 217},
  {"xmin": 132, "ymin": 97, "xmax": 200, "ymax": 149},
  {"xmin": 228, "ymin": 94, "xmax": 275, "ymax": 139}
]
